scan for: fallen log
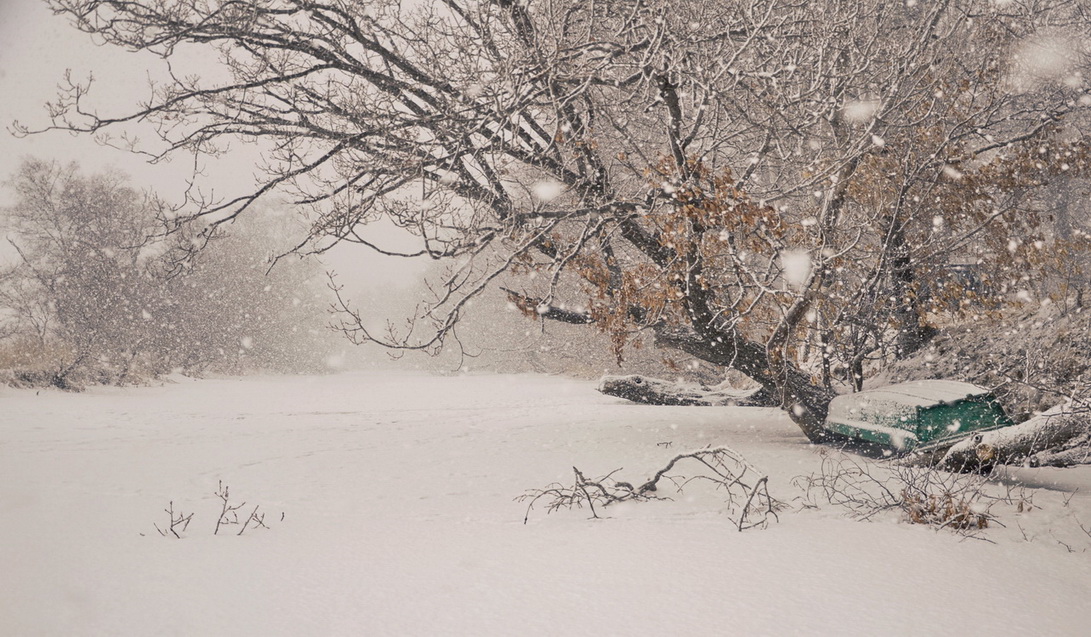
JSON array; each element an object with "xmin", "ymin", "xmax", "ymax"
[
  {"xmin": 1028, "ymin": 436, "xmax": 1091, "ymax": 467},
  {"xmin": 936, "ymin": 403, "xmax": 1090, "ymax": 472},
  {"xmin": 597, "ymin": 374, "xmax": 776, "ymax": 407}
]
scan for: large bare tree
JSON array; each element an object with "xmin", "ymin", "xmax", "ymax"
[{"xmin": 23, "ymin": 0, "xmax": 1091, "ymax": 439}]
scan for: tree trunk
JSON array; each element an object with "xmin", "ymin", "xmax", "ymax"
[
  {"xmin": 889, "ymin": 221, "xmax": 934, "ymax": 360},
  {"xmin": 504, "ymin": 291, "xmax": 840, "ymax": 443},
  {"xmin": 652, "ymin": 327, "xmax": 837, "ymax": 443}
]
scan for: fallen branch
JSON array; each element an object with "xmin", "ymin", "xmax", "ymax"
[
  {"xmin": 597, "ymin": 374, "xmax": 775, "ymax": 407},
  {"xmin": 937, "ymin": 403, "xmax": 1090, "ymax": 472},
  {"xmin": 518, "ymin": 446, "xmax": 781, "ymax": 531},
  {"xmin": 517, "ymin": 467, "xmax": 645, "ymax": 523}
]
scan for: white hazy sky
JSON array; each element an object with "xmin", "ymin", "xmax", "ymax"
[
  {"xmin": 0, "ymin": 0, "xmax": 430, "ymax": 300},
  {"xmin": 0, "ymin": 0, "xmax": 252, "ymax": 205}
]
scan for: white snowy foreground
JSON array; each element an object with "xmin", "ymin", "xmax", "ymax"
[{"xmin": 2, "ymin": 372, "xmax": 1090, "ymax": 636}]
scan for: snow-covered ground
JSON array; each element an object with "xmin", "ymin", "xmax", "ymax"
[{"xmin": 2, "ymin": 372, "xmax": 1089, "ymax": 636}]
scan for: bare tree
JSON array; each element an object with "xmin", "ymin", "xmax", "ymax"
[
  {"xmin": 2, "ymin": 159, "xmax": 164, "ymax": 384},
  {"xmin": 0, "ymin": 159, "xmax": 334, "ymax": 383},
  {"xmin": 24, "ymin": 0, "xmax": 1091, "ymax": 435}
]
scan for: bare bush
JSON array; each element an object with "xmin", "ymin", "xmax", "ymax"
[
  {"xmin": 518, "ymin": 447, "xmax": 781, "ymax": 531},
  {"xmin": 0, "ymin": 160, "xmax": 336, "ymax": 388},
  {"xmin": 794, "ymin": 454, "xmax": 995, "ymax": 534}
]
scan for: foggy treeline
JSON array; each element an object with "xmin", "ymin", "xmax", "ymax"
[{"xmin": 0, "ymin": 159, "xmax": 337, "ymax": 388}]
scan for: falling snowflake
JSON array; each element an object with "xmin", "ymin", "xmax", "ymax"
[
  {"xmin": 780, "ymin": 250, "xmax": 812, "ymax": 287},
  {"xmin": 1008, "ymin": 35, "xmax": 1079, "ymax": 92},
  {"xmin": 532, "ymin": 180, "xmax": 566, "ymax": 202},
  {"xmin": 942, "ymin": 165, "xmax": 964, "ymax": 181},
  {"xmin": 842, "ymin": 99, "xmax": 880, "ymax": 123}
]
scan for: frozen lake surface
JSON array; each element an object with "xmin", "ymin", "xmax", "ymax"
[{"xmin": 2, "ymin": 372, "xmax": 1089, "ymax": 636}]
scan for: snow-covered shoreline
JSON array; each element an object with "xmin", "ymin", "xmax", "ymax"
[{"xmin": 2, "ymin": 372, "xmax": 1089, "ymax": 635}]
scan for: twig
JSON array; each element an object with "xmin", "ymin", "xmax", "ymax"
[
  {"xmin": 155, "ymin": 500, "xmax": 194, "ymax": 539},
  {"xmin": 214, "ymin": 481, "xmax": 246, "ymax": 535},
  {"xmin": 237, "ymin": 504, "xmax": 267, "ymax": 535}
]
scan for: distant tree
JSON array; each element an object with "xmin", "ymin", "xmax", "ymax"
[
  {"xmin": 1, "ymin": 159, "xmax": 164, "ymax": 384},
  {"xmin": 27, "ymin": 0, "xmax": 1091, "ymax": 435},
  {"xmin": 0, "ymin": 159, "xmax": 333, "ymax": 385}
]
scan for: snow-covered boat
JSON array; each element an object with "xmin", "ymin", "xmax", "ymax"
[{"xmin": 823, "ymin": 380, "xmax": 1014, "ymax": 453}]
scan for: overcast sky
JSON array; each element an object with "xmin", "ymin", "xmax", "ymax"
[
  {"xmin": 0, "ymin": 0, "xmax": 430, "ymax": 303},
  {"xmin": 0, "ymin": 0, "xmax": 233, "ymax": 205}
]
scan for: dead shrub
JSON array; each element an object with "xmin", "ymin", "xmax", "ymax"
[
  {"xmin": 794, "ymin": 453, "xmax": 995, "ymax": 534},
  {"xmin": 0, "ymin": 338, "xmax": 88, "ymax": 390}
]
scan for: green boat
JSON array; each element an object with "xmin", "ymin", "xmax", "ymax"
[{"xmin": 823, "ymin": 380, "xmax": 1014, "ymax": 453}]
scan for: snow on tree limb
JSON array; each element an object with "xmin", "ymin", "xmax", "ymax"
[{"xmin": 938, "ymin": 403, "xmax": 1091, "ymax": 472}]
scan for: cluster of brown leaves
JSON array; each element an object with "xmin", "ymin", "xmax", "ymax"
[
  {"xmin": 572, "ymin": 157, "xmax": 803, "ymax": 362},
  {"xmin": 903, "ymin": 491, "xmax": 989, "ymax": 530}
]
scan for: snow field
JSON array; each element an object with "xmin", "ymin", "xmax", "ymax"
[{"xmin": 2, "ymin": 372, "xmax": 1089, "ymax": 636}]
